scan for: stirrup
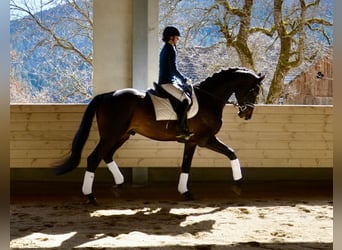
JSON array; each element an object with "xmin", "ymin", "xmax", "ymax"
[{"xmin": 176, "ymin": 129, "xmax": 194, "ymax": 141}]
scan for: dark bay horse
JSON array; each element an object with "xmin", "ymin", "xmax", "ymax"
[{"xmin": 55, "ymin": 67, "xmax": 265, "ymax": 203}]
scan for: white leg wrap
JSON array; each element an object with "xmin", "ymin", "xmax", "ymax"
[
  {"xmin": 231, "ymin": 159, "xmax": 242, "ymax": 181},
  {"xmin": 178, "ymin": 173, "xmax": 189, "ymax": 194},
  {"xmin": 82, "ymin": 171, "xmax": 94, "ymax": 195},
  {"xmin": 107, "ymin": 161, "xmax": 124, "ymax": 185}
]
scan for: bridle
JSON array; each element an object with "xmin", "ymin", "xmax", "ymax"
[
  {"xmin": 227, "ymin": 84, "xmax": 259, "ymax": 112},
  {"xmin": 237, "ymin": 103, "xmax": 256, "ymax": 112},
  {"xmin": 227, "ymin": 101, "xmax": 256, "ymax": 112}
]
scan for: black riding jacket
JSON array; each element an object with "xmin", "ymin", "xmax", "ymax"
[{"xmin": 158, "ymin": 43, "xmax": 187, "ymax": 85}]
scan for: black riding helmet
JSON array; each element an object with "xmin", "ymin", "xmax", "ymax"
[{"xmin": 162, "ymin": 26, "xmax": 180, "ymax": 42}]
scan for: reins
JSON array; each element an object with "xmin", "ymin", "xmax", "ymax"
[
  {"xmin": 194, "ymin": 86, "xmax": 227, "ymax": 106},
  {"xmin": 195, "ymin": 86, "xmax": 256, "ymax": 112}
]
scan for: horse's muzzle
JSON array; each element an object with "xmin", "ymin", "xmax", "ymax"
[{"xmin": 238, "ymin": 104, "xmax": 255, "ymax": 120}]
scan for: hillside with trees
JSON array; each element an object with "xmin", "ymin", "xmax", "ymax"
[
  {"xmin": 10, "ymin": 0, "xmax": 332, "ymax": 104},
  {"xmin": 10, "ymin": 0, "xmax": 93, "ymax": 103},
  {"xmin": 160, "ymin": 0, "xmax": 333, "ymax": 103}
]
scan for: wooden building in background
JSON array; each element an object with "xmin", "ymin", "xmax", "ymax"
[{"xmin": 284, "ymin": 54, "xmax": 333, "ymax": 105}]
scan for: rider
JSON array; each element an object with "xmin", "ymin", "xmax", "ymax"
[{"xmin": 158, "ymin": 26, "xmax": 193, "ymax": 139}]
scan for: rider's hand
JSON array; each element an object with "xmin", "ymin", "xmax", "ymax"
[{"xmin": 186, "ymin": 78, "xmax": 192, "ymax": 85}]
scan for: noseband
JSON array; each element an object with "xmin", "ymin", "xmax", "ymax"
[
  {"xmin": 227, "ymin": 101, "xmax": 255, "ymax": 112},
  {"xmin": 232, "ymin": 85, "xmax": 260, "ymax": 112},
  {"xmin": 237, "ymin": 103, "xmax": 255, "ymax": 112}
]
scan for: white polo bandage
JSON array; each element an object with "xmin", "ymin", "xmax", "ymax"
[
  {"xmin": 107, "ymin": 161, "xmax": 124, "ymax": 185},
  {"xmin": 231, "ymin": 159, "xmax": 242, "ymax": 180},
  {"xmin": 178, "ymin": 173, "xmax": 189, "ymax": 194},
  {"xmin": 82, "ymin": 171, "xmax": 94, "ymax": 195}
]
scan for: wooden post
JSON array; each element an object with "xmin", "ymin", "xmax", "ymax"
[{"xmin": 131, "ymin": 0, "xmax": 159, "ymax": 184}]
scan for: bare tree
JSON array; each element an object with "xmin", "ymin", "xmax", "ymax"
[
  {"xmin": 215, "ymin": 0, "xmax": 255, "ymax": 70},
  {"xmin": 10, "ymin": 0, "xmax": 93, "ymax": 103},
  {"xmin": 265, "ymin": 0, "xmax": 332, "ymax": 103},
  {"xmin": 160, "ymin": 0, "xmax": 332, "ymax": 104},
  {"xmin": 161, "ymin": 0, "xmax": 256, "ymax": 70}
]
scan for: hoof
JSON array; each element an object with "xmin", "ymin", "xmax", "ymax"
[
  {"xmin": 86, "ymin": 193, "xmax": 98, "ymax": 206},
  {"xmin": 182, "ymin": 191, "xmax": 195, "ymax": 201},
  {"xmin": 235, "ymin": 179, "xmax": 243, "ymax": 187},
  {"xmin": 111, "ymin": 184, "xmax": 123, "ymax": 198},
  {"xmin": 115, "ymin": 183, "xmax": 124, "ymax": 189},
  {"xmin": 231, "ymin": 179, "xmax": 243, "ymax": 196}
]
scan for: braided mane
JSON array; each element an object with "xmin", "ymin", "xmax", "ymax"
[{"xmin": 195, "ymin": 67, "xmax": 252, "ymax": 89}]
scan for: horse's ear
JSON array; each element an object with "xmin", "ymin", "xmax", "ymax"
[{"xmin": 258, "ymin": 73, "xmax": 265, "ymax": 83}]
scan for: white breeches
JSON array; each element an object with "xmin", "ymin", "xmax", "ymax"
[{"xmin": 160, "ymin": 83, "xmax": 192, "ymax": 104}]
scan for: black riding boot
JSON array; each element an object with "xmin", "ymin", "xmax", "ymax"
[{"xmin": 175, "ymin": 100, "xmax": 193, "ymax": 140}]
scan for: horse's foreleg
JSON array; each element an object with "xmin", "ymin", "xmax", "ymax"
[
  {"xmin": 205, "ymin": 136, "xmax": 242, "ymax": 181},
  {"xmin": 178, "ymin": 142, "xmax": 197, "ymax": 199}
]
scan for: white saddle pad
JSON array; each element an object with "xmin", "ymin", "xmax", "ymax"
[{"xmin": 148, "ymin": 92, "xmax": 199, "ymax": 121}]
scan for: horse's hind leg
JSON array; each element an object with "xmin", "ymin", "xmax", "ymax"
[
  {"xmin": 82, "ymin": 139, "xmax": 114, "ymax": 203},
  {"xmin": 103, "ymin": 134, "xmax": 130, "ymax": 186}
]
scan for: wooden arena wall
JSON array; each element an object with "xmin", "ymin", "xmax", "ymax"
[{"xmin": 10, "ymin": 105, "xmax": 333, "ymax": 169}]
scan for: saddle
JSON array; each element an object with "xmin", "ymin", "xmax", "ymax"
[{"xmin": 147, "ymin": 83, "xmax": 199, "ymax": 121}]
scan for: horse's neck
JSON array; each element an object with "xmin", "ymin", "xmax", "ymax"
[
  {"xmin": 197, "ymin": 82, "xmax": 234, "ymax": 104},
  {"xmin": 195, "ymin": 85, "xmax": 234, "ymax": 107},
  {"xmin": 197, "ymin": 70, "xmax": 240, "ymax": 104}
]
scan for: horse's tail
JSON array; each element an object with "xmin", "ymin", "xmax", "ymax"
[{"xmin": 54, "ymin": 94, "xmax": 103, "ymax": 175}]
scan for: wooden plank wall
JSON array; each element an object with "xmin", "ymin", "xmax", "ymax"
[{"xmin": 10, "ymin": 105, "xmax": 333, "ymax": 169}]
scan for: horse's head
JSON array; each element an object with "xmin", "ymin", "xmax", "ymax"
[
  {"xmin": 234, "ymin": 72, "xmax": 265, "ymax": 120},
  {"xmin": 196, "ymin": 67, "xmax": 265, "ymax": 120}
]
